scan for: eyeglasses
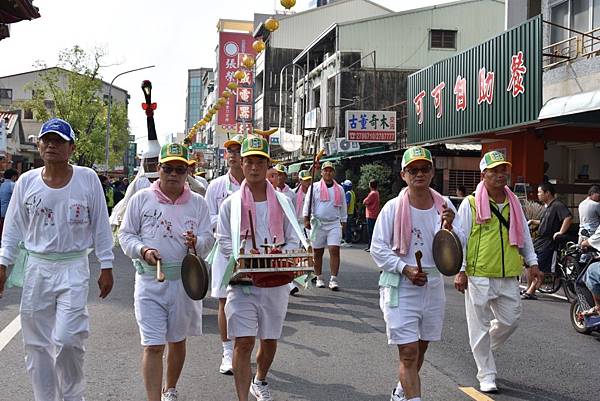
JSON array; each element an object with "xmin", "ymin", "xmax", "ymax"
[
  {"xmin": 160, "ymin": 165, "xmax": 188, "ymax": 175},
  {"xmin": 405, "ymin": 165, "xmax": 432, "ymax": 176}
]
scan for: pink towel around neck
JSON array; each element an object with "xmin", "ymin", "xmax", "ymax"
[
  {"xmin": 474, "ymin": 181, "xmax": 524, "ymax": 247},
  {"xmin": 239, "ymin": 180, "xmax": 284, "ymax": 244},
  {"xmin": 319, "ymin": 179, "xmax": 343, "ymax": 207},
  {"xmin": 295, "ymin": 186, "xmax": 306, "ymax": 216},
  {"xmin": 151, "ymin": 180, "xmax": 192, "ymax": 205},
  {"xmin": 392, "ymin": 187, "xmax": 447, "ymax": 256}
]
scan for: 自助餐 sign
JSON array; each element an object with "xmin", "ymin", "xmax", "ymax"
[{"xmin": 408, "ymin": 16, "xmax": 542, "ymax": 145}]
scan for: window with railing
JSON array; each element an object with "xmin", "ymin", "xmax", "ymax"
[{"xmin": 545, "ymin": 0, "xmax": 600, "ymax": 68}]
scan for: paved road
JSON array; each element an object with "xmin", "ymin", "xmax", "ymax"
[{"xmin": 0, "ymin": 246, "xmax": 598, "ymax": 401}]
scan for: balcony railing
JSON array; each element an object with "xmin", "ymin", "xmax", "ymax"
[{"xmin": 543, "ymin": 21, "xmax": 600, "ymax": 70}]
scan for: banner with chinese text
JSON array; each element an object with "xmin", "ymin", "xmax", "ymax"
[
  {"xmin": 407, "ymin": 16, "xmax": 542, "ymax": 145},
  {"xmin": 345, "ymin": 110, "xmax": 397, "ymax": 142},
  {"xmin": 217, "ymin": 31, "xmax": 256, "ymax": 129}
]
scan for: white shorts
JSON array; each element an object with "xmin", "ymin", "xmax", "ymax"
[
  {"xmin": 210, "ymin": 250, "xmax": 229, "ymax": 299},
  {"xmin": 134, "ymin": 273, "xmax": 203, "ymax": 346},
  {"xmin": 312, "ymin": 223, "xmax": 342, "ymax": 249},
  {"xmin": 379, "ymin": 275, "xmax": 445, "ymax": 345},
  {"xmin": 225, "ymin": 285, "xmax": 289, "ymax": 340}
]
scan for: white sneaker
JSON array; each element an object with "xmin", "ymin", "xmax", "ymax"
[
  {"xmin": 315, "ymin": 278, "xmax": 326, "ymax": 288},
  {"xmin": 479, "ymin": 379, "xmax": 498, "ymax": 393},
  {"xmin": 390, "ymin": 388, "xmax": 406, "ymax": 401},
  {"xmin": 328, "ymin": 277, "xmax": 340, "ymax": 291},
  {"xmin": 219, "ymin": 351, "xmax": 233, "ymax": 375},
  {"xmin": 250, "ymin": 379, "xmax": 273, "ymax": 401},
  {"xmin": 162, "ymin": 388, "xmax": 178, "ymax": 401}
]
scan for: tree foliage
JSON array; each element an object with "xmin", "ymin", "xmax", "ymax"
[
  {"xmin": 21, "ymin": 45, "xmax": 130, "ymax": 168},
  {"xmin": 357, "ymin": 161, "xmax": 394, "ymax": 205}
]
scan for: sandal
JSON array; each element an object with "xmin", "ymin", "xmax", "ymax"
[{"xmin": 521, "ymin": 292, "xmax": 538, "ymax": 300}]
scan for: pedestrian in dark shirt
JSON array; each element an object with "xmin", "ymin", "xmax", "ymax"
[{"xmin": 522, "ymin": 182, "xmax": 573, "ymax": 299}]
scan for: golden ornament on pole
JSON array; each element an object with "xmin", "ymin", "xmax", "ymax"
[
  {"xmin": 227, "ymin": 82, "xmax": 239, "ymax": 90},
  {"xmin": 264, "ymin": 17, "xmax": 279, "ymax": 32},
  {"xmin": 280, "ymin": 0, "xmax": 296, "ymax": 10},
  {"xmin": 252, "ymin": 39, "xmax": 266, "ymax": 53},
  {"xmin": 222, "ymin": 90, "xmax": 233, "ymax": 98},
  {"xmin": 233, "ymin": 70, "xmax": 246, "ymax": 81},
  {"xmin": 242, "ymin": 55, "xmax": 255, "ymax": 69},
  {"xmin": 217, "ymin": 97, "xmax": 227, "ymax": 105},
  {"xmin": 214, "ymin": 103, "xmax": 222, "ymax": 110}
]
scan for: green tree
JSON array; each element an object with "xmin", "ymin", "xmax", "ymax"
[
  {"xmin": 21, "ymin": 45, "xmax": 130, "ymax": 168},
  {"xmin": 358, "ymin": 161, "xmax": 394, "ymax": 206}
]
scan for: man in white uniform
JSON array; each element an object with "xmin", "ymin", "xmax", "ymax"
[
  {"xmin": 0, "ymin": 117, "xmax": 114, "ymax": 401},
  {"xmin": 119, "ymin": 143, "xmax": 213, "ymax": 401},
  {"xmin": 205, "ymin": 134, "xmax": 244, "ymax": 375},
  {"xmin": 217, "ymin": 135, "xmax": 304, "ymax": 401},
  {"xmin": 371, "ymin": 147, "xmax": 463, "ymax": 401},
  {"xmin": 273, "ymin": 163, "xmax": 295, "ymax": 207},
  {"xmin": 303, "ymin": 161, "xmax": 347, "ymax": 290},
  {"xmin": 454, "ymin": 151, "xmax": 539, "ymax": 393}
]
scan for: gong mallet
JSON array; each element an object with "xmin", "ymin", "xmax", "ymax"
[{"xmin": 156, "ymin": 259, "xmax": 165, "ymax": 282}]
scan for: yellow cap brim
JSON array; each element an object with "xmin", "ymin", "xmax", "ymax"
[
  {"xmin": 403, "ymin": 157, "xmax": 433, "ymax": 168},
  {"xmin": 224, "ymin": 140, "xmax": 242, "ymax": 148},
  {"xmin": 486, "ymin": 160, "xmax": 512, "ymax": 170},
  {"xmin": 241, "ymin": 150, "xmax": 270, "ymax": 159},
  {"xmin": 160, "ymin": 156, "xmax": 190, "ymax": 164},
  {"xmin": 300, "ymin": 176, "xmax": 312, "ymax": 181}
]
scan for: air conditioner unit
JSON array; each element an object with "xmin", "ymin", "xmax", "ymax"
[{"xmin": 336, "ymin": 138, "xmax": 360, "ymax": 153}]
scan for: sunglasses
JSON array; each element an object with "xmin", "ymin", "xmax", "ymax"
[
  {"xmin": 405, "ymin": 165, "xmax": 432, "ymax": 176},
  {"xmin": 161, "ymin": 165, "xmax": 188, "ymax": 175}
]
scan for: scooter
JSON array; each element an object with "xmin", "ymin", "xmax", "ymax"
[{"xmin": 570, "ymin": 243, "xmax": 600, "ymax": 335}]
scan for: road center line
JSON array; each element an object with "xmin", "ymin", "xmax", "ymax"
[
  {"xmin": 459, "ymin": 386, "xmax": 495, "ymax": 401},
  {"xmin": 0, "ymin": 315, "xmax": 21, "ymax": 352}
]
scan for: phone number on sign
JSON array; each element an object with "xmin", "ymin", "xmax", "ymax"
[{"xmin": 348, "ymin": 131, "xmax": 396, "ymax": 142}]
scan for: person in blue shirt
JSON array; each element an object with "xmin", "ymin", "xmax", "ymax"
[{"xmin": 0, "ymin": 168, "xmax": 19, "ymax": 239}]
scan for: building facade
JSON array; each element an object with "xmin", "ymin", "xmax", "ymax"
[
  {"xmin": 185, "ymin": 67, "xmax": 212, "ymax": 136},
  {"xmin": 408, "ymin": 0, "xmax": 600, "ymax": 213}
]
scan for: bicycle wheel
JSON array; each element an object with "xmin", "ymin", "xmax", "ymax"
[
  {"xmin": 538, "ymin": 273, "xmax": 561, "ymax": 294},
  {"xmin": 561, "ymin": 256, "xmax": 580, "ymax": 301}
]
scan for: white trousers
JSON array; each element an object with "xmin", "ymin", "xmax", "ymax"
[
  {"xmin": 20, "ymin": 255, "xmax": 90, "ymax": 401},
  {"xmin": 465, "ymin": 276, "xmax": 521, "ymax": 383}
]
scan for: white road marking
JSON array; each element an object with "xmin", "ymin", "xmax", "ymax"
[
  {"xmin": 519, "ymin": 285, "xmax": 568, "ymax": 301},
  {"xmin": 0, "ymin": 315, "xmax": 21, "ymax": 352}
]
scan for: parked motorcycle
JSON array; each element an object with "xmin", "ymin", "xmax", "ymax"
[{"xmin": 569, "ymin": 243, "xmax": 600, "ymax": 335}]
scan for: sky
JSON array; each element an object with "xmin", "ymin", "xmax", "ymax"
[{"xmin": 1, "ymin": 0, "xmax": 457, "ymax": 147}]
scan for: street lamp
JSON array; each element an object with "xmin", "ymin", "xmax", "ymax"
[{"xmin": 105, "ymin": 65, "xmax": 155, "ymax": 174}]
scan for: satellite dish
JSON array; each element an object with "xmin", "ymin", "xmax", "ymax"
[{"xmin": 279, "ymin": 129, "xmax": 302, "ymax": 152}]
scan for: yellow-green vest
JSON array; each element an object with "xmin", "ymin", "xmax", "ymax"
[
  {"xmin": 347, "ymin": 190, "xmax": 356, "ymax": 215},
  {"xmin": 466, "ymin": 195, "xmax": 522, "ymax": 278}
]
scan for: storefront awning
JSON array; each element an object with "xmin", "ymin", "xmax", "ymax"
[{"xmin": 539, "ymin": 90, "xmax": 600, "ymax": 120}]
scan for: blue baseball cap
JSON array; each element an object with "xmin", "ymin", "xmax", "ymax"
[{"xmin": 39, "ymin": 118, "xmax": 75, "ymax": 142}]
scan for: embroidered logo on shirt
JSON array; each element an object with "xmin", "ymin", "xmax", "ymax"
[{"xmin": 412, "ymin": 227, "xmax": 424, "ymax": 247}]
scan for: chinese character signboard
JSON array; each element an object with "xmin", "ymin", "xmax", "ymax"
[
  {"xmin": 407, "ymin": 16, "xmax": 542, "ymax": 144},
  {"xmin": 345, "ymin": 110, "xmax": 396, "ymax": 142},
  {"xmin": 217, "ymin": 31, "xmax": 256, "ymax": 127}
]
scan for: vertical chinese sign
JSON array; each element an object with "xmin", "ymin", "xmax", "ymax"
[
  {"xmin": 217, "ymin": 31, "xmax": 256, "ymax": 135},
  {"xmin": 407, "ymin": 16, "xmax": 542, "ymax": 145}
]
